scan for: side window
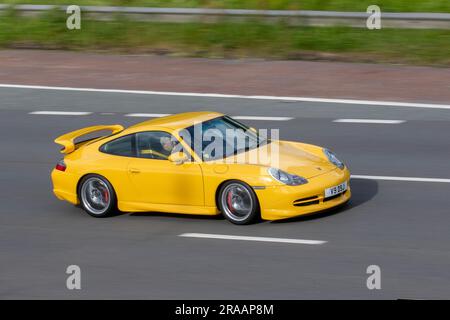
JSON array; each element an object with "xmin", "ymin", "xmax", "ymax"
[
  {"xmin": 100, "ymin": 134, "xmax": 136, "ymax": 157},
  {"xmin": 136, "ymin": 131, "xmax": 182, "ymax": 160}
]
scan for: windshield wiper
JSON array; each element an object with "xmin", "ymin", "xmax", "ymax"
[{"xmin": 257, "ymin": 138, "xmax": 270, "ymax": 147}]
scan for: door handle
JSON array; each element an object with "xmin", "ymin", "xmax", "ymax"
[{"xmin": 129, "ymin": 168, "xmax": 141, "ymax": 174}]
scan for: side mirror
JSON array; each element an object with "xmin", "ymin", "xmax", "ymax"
[{"xmin": 168, "ymin": 152, "xmax": 188, "ymax": 165}]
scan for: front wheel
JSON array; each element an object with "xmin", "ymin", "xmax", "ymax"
[
  {"xmin": 78, "ymin": 174, "xmax": 117, "ymax": 218},
  {"xmin": 218, "ymin": 180, "xmax": 260, "ymax": 225}
]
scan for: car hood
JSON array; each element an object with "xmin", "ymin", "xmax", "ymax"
[{"xmin": 225, "ymin": 140, "xmax": 335, "ymax": 179}]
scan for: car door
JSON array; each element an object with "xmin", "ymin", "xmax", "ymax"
[{"xmin": 127, "ymin": 131, "xmax": 204, "ymax": 206}]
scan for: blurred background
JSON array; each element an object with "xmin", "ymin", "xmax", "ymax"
[{"xmin": 0, "ymin": 0, "xmax": 448, "ymax": 66}]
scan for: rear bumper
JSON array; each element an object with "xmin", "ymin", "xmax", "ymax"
[
  {"xmin": 51, "ymin": 169, "xmax": 79, "ymax": 205},
  {"xmin": 256, "ymin": 167, "xmax": 351, "ymax": 220}
]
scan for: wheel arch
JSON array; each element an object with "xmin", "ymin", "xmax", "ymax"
[
  {"xmin": 76, "ymin": 173, "xmax": 117, "ymax": 201},
  {"xmin": 215, "ymin": 179, "xmax": 261, "ymax": 214}
]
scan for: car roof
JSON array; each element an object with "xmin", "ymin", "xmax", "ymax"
[{"xmin": 126, "ymin": 111, "xmax": 223, "ymax": 132}]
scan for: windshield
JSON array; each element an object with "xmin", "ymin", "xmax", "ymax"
[{"xmin": 182, "ymin": 116, "xmax": 269, "ymax": 161}]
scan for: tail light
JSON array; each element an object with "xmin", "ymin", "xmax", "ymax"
[{"xmin": 55, "ymin": 160, "xmax": 67, "ymax": 172}]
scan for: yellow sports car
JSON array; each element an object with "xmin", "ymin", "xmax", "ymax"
[{"xmin": 51, "ymin": 111, "xmax": 351, "ymax": 224}]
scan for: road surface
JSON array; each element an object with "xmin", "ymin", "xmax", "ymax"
[{"xmin": 1, "ymin": 86, "xmax": 449, "ymax": 299}]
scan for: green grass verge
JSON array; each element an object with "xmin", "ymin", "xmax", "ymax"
[
  {"xmin": 3, "ymin": 0, "xmax": 450, "ymax": 13},
  {"xmin": 0, "ymin": 12, "xmax": 449, "ymax": 66}
]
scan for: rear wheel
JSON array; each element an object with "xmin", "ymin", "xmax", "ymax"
[
  {"xmin": 78, "ymin": 174, "xmax": 117, "ymax": 218},
  {"xmin": 218, "ymin": 180, "xmax": 259, "ymax": 225}
]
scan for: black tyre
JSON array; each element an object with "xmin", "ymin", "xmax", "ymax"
[
  {"xmin": 218, "ymin": 180, "xmax": 260, "ymax": 225},
  {"xmin": 78, "ymin": 174, "xmax": 117, "ymax": 218}
]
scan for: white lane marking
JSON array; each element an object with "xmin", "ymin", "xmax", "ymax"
[
  {"xmin": 125, "ymin": 113, "xmax": 170, "ymax": 117},
  {"xmin": 29, "ymin": 111, "xmax": 92, "ymax": 115},
  {"xmin": 232, "ymin": 116, "xmax": 293, "ymax": 121},
  {"xmin": 333, "ymin": 119, "xmax": 405, "ymax": 124},
  {"xmin": 122, "ymin": 114, "xmax": 293, "ymax": 121},
  {"xmin": 351, "ymin": 175, "xmax": 450, "ymax": 183},
  {"xmin": 2, "ymin": 84, "xmax": 450, "ymax": 110},
  {"xmin": 179, "ymin": 233, "xmax": 326, "ymax": 245}
]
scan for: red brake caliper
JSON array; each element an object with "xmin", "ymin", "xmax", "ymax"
[
  {"xmin": 102, "ymin": 189, "xmax": 109, "ymax": 203},
  {"xmin": 227, "ymin": 191, "xmax": 235, "ymax": 213}
]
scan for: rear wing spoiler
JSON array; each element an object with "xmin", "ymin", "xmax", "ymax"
[{"xmin": 54, "ymin": 124, "xmax": 124, "ymax": 154}]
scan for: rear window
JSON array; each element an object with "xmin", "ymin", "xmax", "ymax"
[{"xmin": 100, "ymin": 135, "xmax": 136, "ymax": 157}]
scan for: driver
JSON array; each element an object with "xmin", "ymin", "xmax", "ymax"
[{"xmin": 160, "ymin": 136, "xmax": 176, "ymax": 155}]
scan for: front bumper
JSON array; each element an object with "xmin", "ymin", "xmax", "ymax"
[{"xmin": 255, "ymin": 167, "xmax": 351, "ymax": 221}]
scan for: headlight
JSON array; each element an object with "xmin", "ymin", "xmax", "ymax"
[
  {"xmin": 323, "ymin": 148, "xmax": 344, "ymax": 169},
  {"xmin": 268, "ymin": 168, "xmax": 308, "ymax": 186}
]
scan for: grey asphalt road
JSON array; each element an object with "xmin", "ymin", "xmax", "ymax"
[{"xmin": 1, "ymin": 87, "xmax": 450, "ymax": 299}]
